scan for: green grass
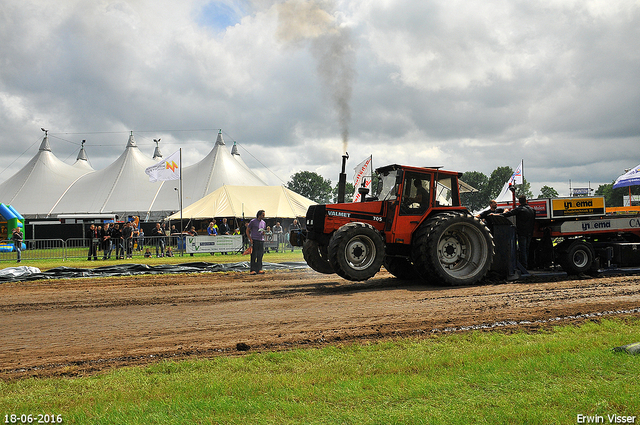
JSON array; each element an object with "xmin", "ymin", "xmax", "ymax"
[
  {"xmin": 1, "ymin": 249, "xmax": 304, "ymax": 271},
  {"xmin": 2, "ymin": 318, "xmax": 639, "ymax": 424}
]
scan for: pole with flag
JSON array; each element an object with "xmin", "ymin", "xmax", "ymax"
[
  {"xmin": 496, "ymin": 160, "xmax": 524, "ymax": 207},
  {"xmin": 178, "ymin": 149, "xmax": 183, "ymax": 255},
  {"xmin": 145, "ymin": 149, "xmax": 183, "ymax": 254},
  {"xmin": 353, "ymin": 155, "xmax": 373, "ymax": 202},
  {"xmin": 145, "ymin": 150, "xmax": 181, "ymax": 182}
]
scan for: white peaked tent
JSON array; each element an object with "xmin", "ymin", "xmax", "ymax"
[
  {"xmin": 49, "ymin": 133, "xmax": 166, "ymax": 219},
  {"xmin": 0, "ymin": 130, "xmax": 274, "ymax": 220},
  {"xmin": 167, "ymin": 185, "xmax": 315, "ymax": 220},
  {"xmin": 0, "ymin": 135, "xmax": 93, "ymax": 217},
  {"xmin": 152, "ymin": 130, "xmax": 266, "ymax": 209}
]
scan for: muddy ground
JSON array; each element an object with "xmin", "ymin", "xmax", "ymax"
[{"xmin": 1, "ymin": 268, "xmax": 639, "ymax": 380}]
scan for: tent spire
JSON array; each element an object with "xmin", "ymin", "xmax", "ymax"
[
  {"xmin": 39, "ymin": 128, "xmax": 51, "ymax": 152},
  {"xmin": 231, "ymin": 141, "xmax": 240, "ymax": 156},
  {"xmin": 215, "ymin": 129, "xmax": 225, "ymax": 146},
  {"xmin": 153, "ymin": 138, "xmax": 163, "ymax": 161},
  {"xmin": 76, "ymin": 140, "xmax": 89, "ymax": 161},
  {"xmin": 126, "ymin": 131, "xmax": 137, "ymax": 148}
]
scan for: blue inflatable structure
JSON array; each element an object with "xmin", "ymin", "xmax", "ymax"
[{"xmin": 0, "ymin": 203, "xmax": 26, "ymax": 251}]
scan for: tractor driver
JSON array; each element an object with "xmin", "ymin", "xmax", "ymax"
[{"xmin": 404, "ymin": 178, "xmax": 430, "ymax": 211}]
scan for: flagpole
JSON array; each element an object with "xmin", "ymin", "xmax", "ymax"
[{"xmin": 179, "ymin": 148, "xmax": 184, "ymax": 257}]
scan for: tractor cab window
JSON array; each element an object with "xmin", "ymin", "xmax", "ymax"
[
  {"xmin": 400, "ymin": 173, "xmax": 431, "ymax": 214},
  {"xmin": 376, "ymin": 169, "xmax": 400, "ymax": 201},
  {"xmin": 435, "ymin": 176, "xmax": 459, "ymax": 207}
]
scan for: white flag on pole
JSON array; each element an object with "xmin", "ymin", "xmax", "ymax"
[
  {"xmin": 495, "ymin": 160, "xmax": 524, "ymax": 202},
  {"xmin": 509, "ymin": 160, "xmax": 523, "ymax": 185},
  {"xmin": 353, "ymin": 155, "xmax": 373, "ymax": 202},
  {"xmin": 145, "ymin": 150, "xmax": 181, "ymax": 182}
]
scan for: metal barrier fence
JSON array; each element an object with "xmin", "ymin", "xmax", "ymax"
[
  {"xmin": 0, "ymin": 239, "xmax": 66, "ymax": 262},
  {"xmin": 0, "ymin": 235, "xmax": 298, "ymax": 263}
]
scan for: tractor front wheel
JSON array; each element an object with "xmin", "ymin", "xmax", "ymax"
[
  {"xmin": 302, "ymin": 239, "xmax": 334, "ymax": 274},
  {"xmin": 328, "ymin": 222, "xmax": 385, "ymax": 281}
]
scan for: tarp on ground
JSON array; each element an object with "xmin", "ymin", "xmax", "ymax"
[
  {"xmin": 167, "ymin": 185, "xmax": 316, "ymax": 220},
  {"xmin": 0, "ymin": 262, "xmax": 308, "ymax": 283}
]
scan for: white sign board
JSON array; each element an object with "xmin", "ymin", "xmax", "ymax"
[
  {"xmin": 560, "ymin": 217, "xmax": 640, "ymax": 234},
  {"xmin": 185, "ymin": 235, "xmax": 243, "ymax": 254}
]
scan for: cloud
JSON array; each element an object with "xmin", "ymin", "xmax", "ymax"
[{"xmin": 0, "ymin": 0, "xmax": 638, "ymax": 198}]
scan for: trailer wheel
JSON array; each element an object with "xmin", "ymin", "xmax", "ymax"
[
  {"xmin": 328, "ymin": 222, "xmax": 385, "ymax": 281},
  {"xmin": 559, "ymin": 240, "xmax": 594, "ymax": 275},
  {"xmin": 302, "ymin": 239, "xmax": 334, "ymax": 274},
  {"xmin": 412, "ymin": 212, "xmax": 494, "ymax": 286},
  {"xmin": 383, "ymin": 256, "xmax": 419, "ymax": 280}
]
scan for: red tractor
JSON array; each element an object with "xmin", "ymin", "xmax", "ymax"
[{"xmin": 290, "ymin": 163, "xmax": 495, "ymax": 286}]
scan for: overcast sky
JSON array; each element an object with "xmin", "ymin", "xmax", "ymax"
[{"xmin": 1, "ymin": 0, "xmax": 639, "ymax": 197}]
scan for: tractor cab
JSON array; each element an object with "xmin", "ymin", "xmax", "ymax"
[{"xmin": 373, "ymin": 165, "xmax": 465, "ymax": 246}]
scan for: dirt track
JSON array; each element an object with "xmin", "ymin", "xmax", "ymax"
[{"xmin": 1, "ymin": 268, "xmax": 640, "ymax": 380}]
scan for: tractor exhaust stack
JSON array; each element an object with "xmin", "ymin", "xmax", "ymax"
[{"xmin": 338, "ymin": 152, "xmax": 349, "ymax": 203}]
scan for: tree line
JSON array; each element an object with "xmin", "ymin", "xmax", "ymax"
[{"xmin": 287, "ymin": 168, "xmax": 638, "ymax": 210}]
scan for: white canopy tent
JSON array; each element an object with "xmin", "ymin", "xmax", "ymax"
[
  {"xmin": 0, "ymin": 135, "xmax": 93, "ymax": 218},
  {"xmin": 166, "ymin": 185, "xmax": 315, "ymax": 221}
]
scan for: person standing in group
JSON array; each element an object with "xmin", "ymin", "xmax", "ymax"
[
  {"xmin": 207, "ymin": 221, "xmax": 218, "ymax": 236},
  {"xmin": 151, "ymin": 222, "xmax": 165, "ymax": 257},
  {"xmin": 289, "ymin": 219, "xmax": 301, "ymax": 251},
  {"xmin": 11, "ymin": 226, "xmax": 23, "ymax": 263},
  {"xmin": 246, "ymin": 210, "xmax": 266, "ymax": 275},
  {"xmin": 122, "ymin": 221, "xmax": 133, "ymax": 259},
  {"xmin": 111, "ymin": 223, "xmax": 124, "ymax": 259},
  {"xmin": 206, "ymin": 221, "xmax": 217, "ymax": 256},
  {"xmin": 218, "ymin": 218, "xmax": 231, "ymax": 235},
  {"xmin": 272, "ymin": 221, "xmax": 283, "ymax": 252},
  {"xmin": 501, "ymin": 195, "xmax": 536, "ymax": 269},
  {"xmin": 477, "ymin": 200, "xmax": 504, "ymax": 233},
  {"xmin": 137, "ymin": 227, "xmax": 145, "ymax": 251},
  {"xmin": 241, "ymin": 221, "xmax": 249, "ymax": 250},
  {"xmin": 218, "ymin": 217, "xmax": 231, "ymax": 254},
  {"xmin": 86, "ymin": 224, "xmax": 99, "ymax": 261},
  {"xmin": 101, "ymin": 223, "xmax": 112, "ymax": 260}
]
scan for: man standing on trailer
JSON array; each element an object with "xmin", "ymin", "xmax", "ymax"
[
  {"xmin": 477, "ymin": 200, "xmax": 504, "ymax": 233},
  {"xmin": 501, "ymin": 196, "xmax": 536, "ymax": 269}
]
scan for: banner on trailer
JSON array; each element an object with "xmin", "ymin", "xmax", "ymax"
[
  {"xmin": 186, "ymin": 235, "xmax": 243, "ymax": 253},
  {"xmin": 550, "ymin": 197, "xmax": 605, "ymax": 218}
]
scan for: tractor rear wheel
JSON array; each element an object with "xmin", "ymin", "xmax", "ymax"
[
  {"xmin": 302, "ymin": 239, "xmax": 334, "ymax": 274},
  {"xmin": 328, "ymin": 222, "xmax": 385, "ymax": 281},
  {"xmin": 412, "ymin": 212, "xmax": 494, "ymax": 286},
  {"xmin": 383, "ymin": 256, "xmax": 419, "ymax": 280}
]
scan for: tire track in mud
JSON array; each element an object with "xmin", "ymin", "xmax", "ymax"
[{"xmin": 1, "ymin": 270, "xmax": 639, "ymax": 380}]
